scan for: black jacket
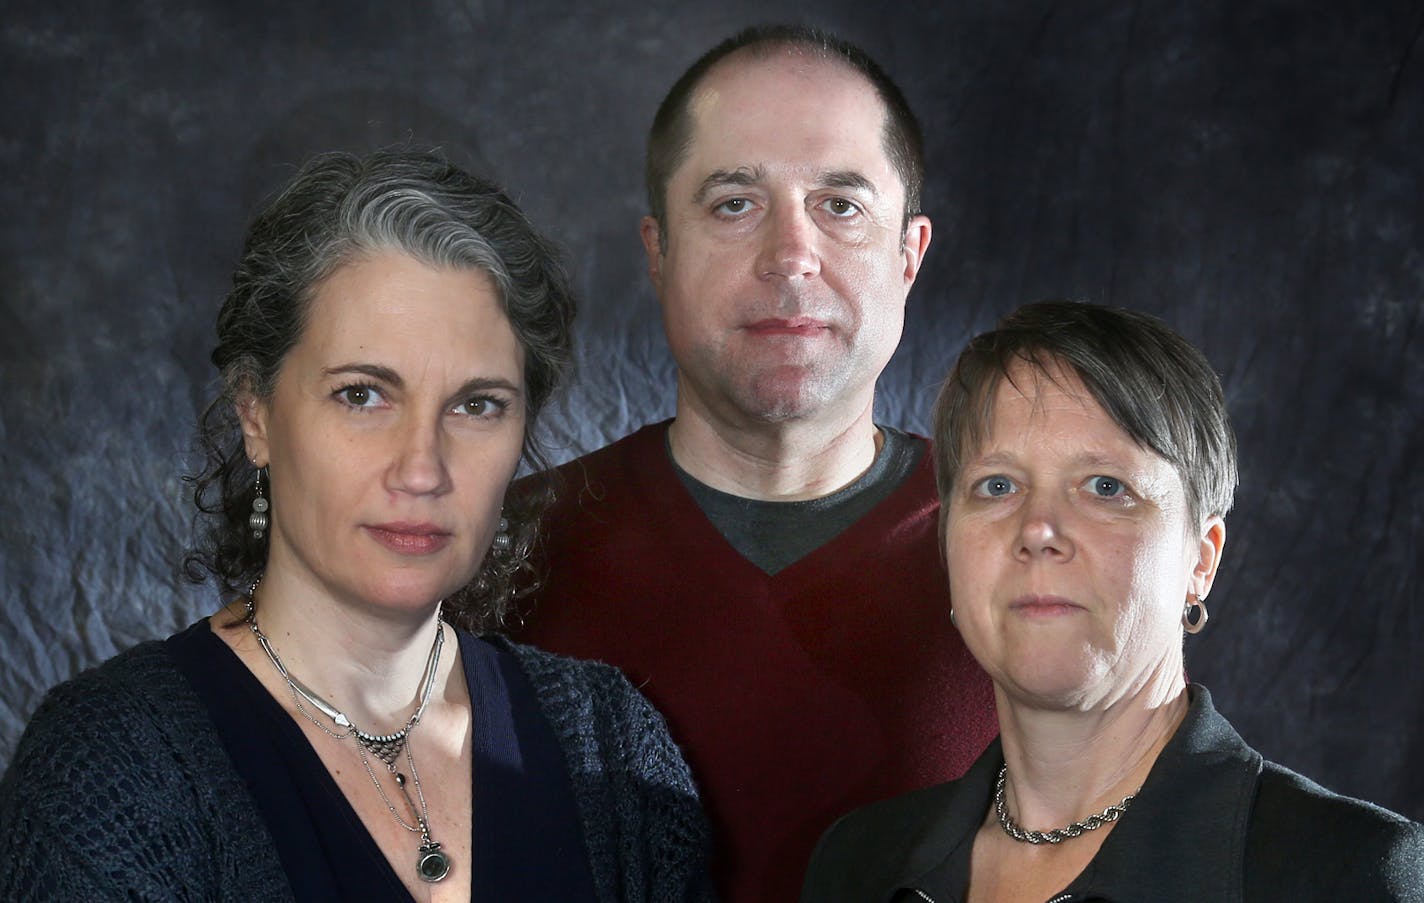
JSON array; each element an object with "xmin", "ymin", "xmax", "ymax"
[{"xmin": 803, "ymin": 685, "xmax": 1424, "ymax": 902}]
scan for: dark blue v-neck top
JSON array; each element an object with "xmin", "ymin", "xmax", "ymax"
[{"xmin": 166, "ymin": 618, "xmax": 598, "ymax": 902}]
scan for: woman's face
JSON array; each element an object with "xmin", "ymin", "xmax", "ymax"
[
  {"xmin": 944, "ymin": 358, "xmax": 1222, "ymax": 711},
  {"xmin": 240, "ymin": 250, "xmax": 526, "ymax": 618}
]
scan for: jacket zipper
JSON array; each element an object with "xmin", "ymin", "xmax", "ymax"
[{"xmin": 912, "ymin": 891, "xmax": 935, "ymax": 902}]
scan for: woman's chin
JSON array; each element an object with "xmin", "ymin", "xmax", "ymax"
[
  {"xmin": 997, "ymin": 655, "xmax": 1108, "ymax": 710},
  {"xmin": 357, "ymin": 572, "xmax": 468, "ymax": 616}
]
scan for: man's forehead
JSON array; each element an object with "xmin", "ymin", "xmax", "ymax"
[
  {"xmin": 673, "ymin": 52, "xmax": 897, "ymax": 187},
  {"xmin": 688, "ymin": 48, "xmax": 876, "ymax": 118}
]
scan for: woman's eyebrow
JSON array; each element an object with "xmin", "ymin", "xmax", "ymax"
[{"xmin": 323, "ymin": 362, "xmax": 402, "ymax": 386}]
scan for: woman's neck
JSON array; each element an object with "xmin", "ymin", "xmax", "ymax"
[
  {"xmin": 994, "ymin": 671, "xmax": 1190, "ymax": 835},
  {"xmin": 237, "ymin": 567, "xmax": 452, "ymax": 734}
]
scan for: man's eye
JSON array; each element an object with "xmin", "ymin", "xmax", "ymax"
[
  {"xmin": 1085, "ymin": 476, "xmax": 1126, "ymax": 498},
  {"xmin": 715, "ymin": 198, "xmax": 752, "ymax": 216},
  {"xmin": 822, "ymin": 197, "xmax": 860, "ymax": 218},
  {"xmin": 973, "ymin": 475, "xmax": 1016, "ymax": 497}
]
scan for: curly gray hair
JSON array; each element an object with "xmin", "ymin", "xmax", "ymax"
[{"xmin": 185, "ymin": 149, "xmax": 576, "ymax": 631}]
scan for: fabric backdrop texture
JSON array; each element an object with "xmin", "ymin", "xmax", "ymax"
[{"xmin": 1, "ymin": 0, "xmax": 1421, "ymax": 822}]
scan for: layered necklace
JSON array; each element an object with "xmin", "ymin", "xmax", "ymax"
[
  {"xmin": 994, "ymin": 765, "xmax": 1138, "ymax": 845},
  {"xmin": 244, "ymin": 587, "xmax": 453, "ymax": 883}
]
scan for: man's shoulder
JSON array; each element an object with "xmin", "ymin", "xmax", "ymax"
[
  {"xmin": 549, "ymin": 421, "xmax": 671, "ymax": 478},
  {"xmin": 516, "ymin": 421, "xmax": 673, "ymax": 517},
  {"xmin": 1245, "ymin": 760, "xmax": 1424, "ymax": 899}
]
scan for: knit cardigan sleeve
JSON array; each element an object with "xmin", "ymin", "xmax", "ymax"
[
  {"xmin": 495, "ymin": 637, "xmax": 716, "ymax": 903},
  {"xmin": 0, "ymin": 642, "xmax": 292, "ymax": 902}
]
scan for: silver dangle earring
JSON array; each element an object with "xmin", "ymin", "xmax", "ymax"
[
  {"xmin": 1182, "ymin": 593, "xmax": 1209, "ymax": 634},
  {"xmin": 249, "ymin": 466, "xmax": 270, "ymax": 541},
  {"xmin": 491, "ymin": 513, "xmax": 512, "ymax": 553}
]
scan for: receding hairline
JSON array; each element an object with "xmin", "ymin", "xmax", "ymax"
[
  {"xmin": 689, "ymin": 40, "xmax": 891, "ymax": 123},
  {"xmin": 668, "ymin": 44, "xmax": 903, "ymax": 197}
]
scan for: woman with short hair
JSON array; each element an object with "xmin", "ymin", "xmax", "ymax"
[{"xmin": 802, "ymin": 300, "xmax": 1422, "ymax": 902}]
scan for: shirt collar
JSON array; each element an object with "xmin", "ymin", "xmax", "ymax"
[{"xmin": 896, "ymin": 685, "xmax": 1264, "ymax": 903}]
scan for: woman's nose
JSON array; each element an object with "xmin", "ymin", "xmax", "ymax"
[
  {"xmin": 1015, "ymin": 495, "xmax": 1074, "ymax": 561},
  {"xmin": 389, "ymin": 420, "xmax": 451, "ymax": 496}
]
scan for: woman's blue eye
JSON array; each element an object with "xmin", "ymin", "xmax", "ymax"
[
  {"xmin": 975, "ymin": 475, "xmax": 1016, "ymax": 497},
  {"xmin": 1087, "ymin": 476, "xmax": 1125, "ymax": 497}
]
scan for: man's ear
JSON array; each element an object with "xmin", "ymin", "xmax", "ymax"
[
  {"xmin": 1191, "ymin": 516, "xmax": 1226, "ymax": 600},
  {"xmin": 236, "ymin": 390, "xmax": 271, "ymax": 468},
  {"xmin": 901, "ymin": 214, "xmax": 932, "ymax": 287},
  {"xmin": 640, "ymin": 215, "xmax": 664, "ymax": 293}
]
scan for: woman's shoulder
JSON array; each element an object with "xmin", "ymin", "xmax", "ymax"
[
  {"xmin": 478, "ymin": 633, "xmax": 715, "ymax": 902},
  {"xmin": 805, "ymin": 764, "xmax": 991, "ymax": 902},
  {"xmin": 482, "ymin": 633, "xmax": 647, "ymax": 715},
  {"xmin": 820, "ymin": 779, "xmax": 968, "ymax": 849},
  {"xmin": 10, "ymin": 639, "xmax": 188, "ymax": 753},
  {"xmin": 0, "ymin": 633, "xmax": 288, "ymax": 900},
  {"xmin": 1246, "ymin": 761, "xmax": 1424, "ymax": 900}
]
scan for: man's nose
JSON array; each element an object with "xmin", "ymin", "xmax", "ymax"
[{"xmin": 756, "ymin": 204, "xmax": 821, "ymax": 280}]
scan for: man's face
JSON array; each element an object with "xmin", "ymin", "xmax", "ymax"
[{"xmin": 642, "ymin": 51, "xmax": 931, "ymax": 427}]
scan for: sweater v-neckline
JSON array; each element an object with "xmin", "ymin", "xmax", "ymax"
[{"xmin": 639, "ymin": 420, "xmax": 936, "ymax": 585}]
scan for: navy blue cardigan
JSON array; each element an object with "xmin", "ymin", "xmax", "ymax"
[{"xmin": 0, "ymin": 626, "xmax": 713, "ymax": 902}]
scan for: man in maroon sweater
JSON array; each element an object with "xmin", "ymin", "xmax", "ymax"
[{"xmin": 514, "ymin": 25, "xmax": 997, "ymax": 903}]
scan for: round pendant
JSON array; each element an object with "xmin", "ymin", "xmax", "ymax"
[{"xmin": 417, "ymin": 842, "xmax": 451, "ymax": 883}]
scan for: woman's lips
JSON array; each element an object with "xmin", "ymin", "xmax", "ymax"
[
  {"xmin": 1009, "ymin": 594, "xmax": 1084, "ymax": 617},
  {"xmin": 365, "ymin": 523, "xmax": 453, "ymax": 556}
]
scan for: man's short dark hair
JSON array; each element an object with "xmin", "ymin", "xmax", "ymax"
[
  {"xmin": 645, "ymin": 24, "xmax": 925, "ymax": 235},
  {"xmin": 933, "ymin": 300, "xmax": 1239, "ymax": 530}
]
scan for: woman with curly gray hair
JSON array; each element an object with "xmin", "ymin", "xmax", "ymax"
[{"xmin": 0, "ymin": 150, "xmax": 711, "ymax": 902}]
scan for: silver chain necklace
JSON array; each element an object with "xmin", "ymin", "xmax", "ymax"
[
  {"xmin": 243, "ymin": 586, "xmax": 453, "ymax": 883},
  {"xmin": 994, "ymin": 764, "xmax": 1137, "ymax": 845}
]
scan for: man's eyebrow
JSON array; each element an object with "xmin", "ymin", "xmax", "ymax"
[
  {"xmin": 692, "ymin": 166, "xmax": 766, "ymax": 204},
  {"xmin": 817, "ymin": 170, "xmax": 877, "ymax": 195}
]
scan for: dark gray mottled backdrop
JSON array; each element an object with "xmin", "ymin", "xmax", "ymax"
[{"xmin": 2, "ymin": 1, "xmax": 1421, "ymax": 820}]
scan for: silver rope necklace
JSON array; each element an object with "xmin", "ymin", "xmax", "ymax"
[
  {"xmin": 243, "ymin": 587, "xmax": 453, "ymax": 883},
  {"xmin": 994, "ymin": 765, "xmax": 1137, "ymax": 845}
]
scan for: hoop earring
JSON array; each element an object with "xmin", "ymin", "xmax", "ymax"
[
  {"xmin": 1182, "ymin": 593, "xmax": 1208, "ymax": 634},
  {"xmin": 249, "ymin": 466, "xmax": 270, "ymax": 541},
  {"xmin": 949, "ymin": 608, "xmax": 958, "ymax": 628}
]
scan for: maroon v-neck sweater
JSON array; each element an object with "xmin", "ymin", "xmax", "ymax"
[{"xmin": 515, "ymin": 421, "xmax": 997, "ymax": 903}]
